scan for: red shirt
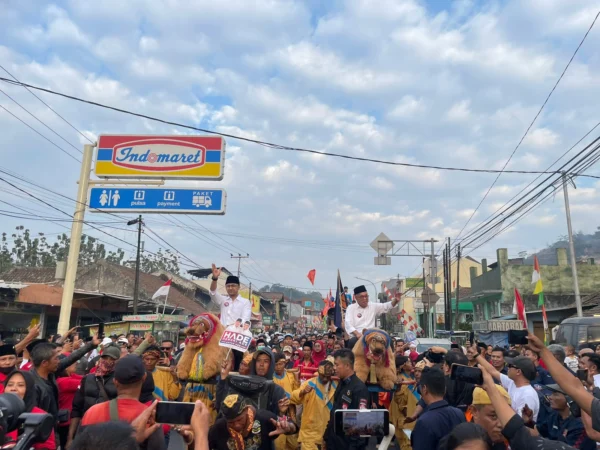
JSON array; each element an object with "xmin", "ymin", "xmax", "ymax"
[
  {"xmin": 6, "ymin": 407, "xmax": 56, "ymax": 449},
  {"xmin": 0, "ymin": 372, "xmax": 7, "ymax": 394},
  {"xmin": 21, "ymin": 361, "xmax": 33, "ymax": 371},
  {"xmin": 57, "ymin": 374, "xmax": 83, "ymax": 426},
  {"xmin": 82, "ymin": 398, "xmax": 147, "ymax": 426},
  {"xmin": 298, "ymin": 361, "xmax": 317, "ymax": 382}
]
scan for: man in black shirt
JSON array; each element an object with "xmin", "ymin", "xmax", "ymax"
[
  {"xmin": 323, "ymin": 348, "xmax": 369, "ymax": 450},
  {"xmin": 209, "ymin": 393, "xmax": 295, "ymax": 450}
]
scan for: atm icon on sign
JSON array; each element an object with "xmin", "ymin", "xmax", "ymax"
[{"xmin": 163, "ymin": 191, "xmax": 175, "ymax": 201}]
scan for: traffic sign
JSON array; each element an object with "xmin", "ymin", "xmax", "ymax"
[
  {"xmin": 88, "ymin": 187, "xmax": 226, "ymax": 214},
  {"xmin": 370, "ymin": 232, "xmax": 393, "ymax": 254},
  {"xmin": 94, "ymin": 135, "xmax": 225, "ymax": 180}
]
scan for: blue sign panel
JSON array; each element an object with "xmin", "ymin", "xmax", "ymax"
[{"xmin": 88, "ymin": 187, "xmax": 226, "ymax": 214}]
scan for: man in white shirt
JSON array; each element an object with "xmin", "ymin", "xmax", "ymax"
[
  {"xmin": 345, "ymin": 285, "xmax": 399, "ymax": 348},
  {"xmin": 210, "ymin": 264, "xmax": 251, "ymax": 327},
  {"xmin": 474, "ymin": 347, "xmax": 540, "ymax": 421}
]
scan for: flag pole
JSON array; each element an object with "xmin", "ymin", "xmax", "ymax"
[{"xmin": 161, "ymin": 286, "xmax": 170, "ymax": 320}]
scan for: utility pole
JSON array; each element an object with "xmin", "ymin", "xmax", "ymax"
[
  {"xmin": 422, "ymin": 262, "xmax": 427, "ymax": 336},
  {"xmin": 446, "ymin": 237, "xmax": 452, "ymax": 330},
  {"xmin": 128, "ymin": 215, "xmax": 143, "ymax": 315},
  {"xmin": 455, "ymin": 244, "xmax": 461, "ymax": 329},
  {"xmin": 443, "ymin": 247, "xmax": 448, "ymax": 330},
  {"xmin": 562, "ymin": 172, "xmax": 583, "ymax": 317},
  {"xmin": 231, "ymin": 253, "xmax": 249, "ymax": 277},
  {"xmin": 430, "ymin": 238, "xmax": 436, "ymax": 337},
  {"xmin": 57, "ymin": 144, "xmax": 94, "ymax": 335}
]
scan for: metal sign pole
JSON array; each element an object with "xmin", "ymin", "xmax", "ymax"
[{"xmin": 57, "ymin": 144, "xmax": 94, "ymax": 335}]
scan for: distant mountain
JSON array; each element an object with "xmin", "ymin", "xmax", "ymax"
[{"xmin": 523, "ymin": 228, "xmax": 600, "ymax": 265}]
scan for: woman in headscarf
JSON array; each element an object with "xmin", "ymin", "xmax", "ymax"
[
  {"xmin": 4, "ymin": 371, "xmax": 56, "ymax": 449},
  {"xmin": 312, "ymin": 340, "xmax": 327, "ymax": 366}
]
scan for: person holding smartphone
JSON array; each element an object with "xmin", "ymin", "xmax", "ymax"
[{"xmin": 209, "ymin": 394, "xmax": 296, "ymax": 450}]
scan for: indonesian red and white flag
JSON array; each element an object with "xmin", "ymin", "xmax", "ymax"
[
  {"xmin": 512, "ymin": 288, "xmax": 527, "ymax": 328},
  {"xmin": 152, "ymin": 280, "xmax": 172, "ymax": 299}
]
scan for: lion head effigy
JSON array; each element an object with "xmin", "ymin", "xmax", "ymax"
[
  {"xmin": 352, "ymin": 329, "xmax": 396, "ymax": 390},
  {"xmin": 177, "ymin": 313, "xmax": 230, "ymax": 381}
]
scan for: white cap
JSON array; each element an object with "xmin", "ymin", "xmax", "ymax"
[
  {"xmin": 409, "ymin": 343, "xmax": 417, "ymax": 349},
  {"xmin": 101, "ymin": 337, "xmax": 113, "ymax": 347},
  {"xmin": 117, "ymin": 337, "xmax": 129, "ymax": 345},
  {"xmin": 179, "ymin": 342, "xmax": 185, "ymax": 350}
]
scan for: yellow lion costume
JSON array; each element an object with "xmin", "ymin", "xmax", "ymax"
[
  {"xmin": 352, "ymin": 329, "xmax": 396, "ymax": 390},
  {"xmin": 177, "ymin": 313, "xmax": 231, "ymax": 422}
]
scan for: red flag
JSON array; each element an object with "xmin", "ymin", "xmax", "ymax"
[
  {"xmin": 152, "ymin": 279, "xmax": 171, "ymax": 299},
  {"xmin": 307, "ymin": 269, "xmax": 316, "ymax": 285},
  {"xmin": 513, "ymin": 288, "xmax": 528, "ymax": 328},
  {"xmin": 321, "ymin": 301, "xmax": 330, "ymax": 318}
]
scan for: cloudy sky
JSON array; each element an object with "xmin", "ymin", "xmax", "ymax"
[{"xmin": 2, "ymin": 0, "xmax": 600, "ymax": 296}]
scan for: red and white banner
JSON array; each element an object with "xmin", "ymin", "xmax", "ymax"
[{"xmin": 383, "ymin": 283, "xmax": 422, "ymax": 332}]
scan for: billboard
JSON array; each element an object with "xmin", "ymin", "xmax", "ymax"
[{"xmin": 94, "ymin": 135, "xmax": 225, "ymax": 179}]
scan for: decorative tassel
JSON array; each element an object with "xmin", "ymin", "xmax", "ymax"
[{"xmin": 369, "ymin": 363, "xmax": 378, "ymax": 384}]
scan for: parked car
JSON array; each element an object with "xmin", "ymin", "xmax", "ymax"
[
  {"xmin": 412, "ymin": 338, "xmax": 453, "ymax": 354},
  {"xmin": 555, "ymin": 317, "xmax": 600, "ymax": 350}
]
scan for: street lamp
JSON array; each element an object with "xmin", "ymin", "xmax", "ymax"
[
  {"xmin": 127, "ymin": 215, "xmax": 143, "ymax": 314},
  {"xmin": 354, "ymin": 277, "xmax": 379, "ymax": 303}
]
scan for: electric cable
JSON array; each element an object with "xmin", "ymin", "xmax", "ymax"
[{"xmin": 453, "ymin": 9, "xmax": 600, "ymax": 241}]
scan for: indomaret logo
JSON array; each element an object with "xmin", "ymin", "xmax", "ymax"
[{"xmin": 112, "ymin": 138, "xmax": 206, "ymax": 172}]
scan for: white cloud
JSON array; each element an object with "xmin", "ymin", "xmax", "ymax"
[
  {"xmin": 1, "ymin": 0, "xmax": 599, "ymax": 291},
  {"xmin": 456, "ymin": 209, "xmax": 477, "ymax": 219},
  {"xmin": 262, "ymin": 160, "xmax": 316, "ymax": 184},
  {"xmin": 430, "ymin": 218, "xmax": 444, "ymax": 228},
  {"xmin": 297, "ymin": 198, "xmax": 314, "ymax": 208},
  {"xmin": 387, "ymin": 95, "xmax": 426, "ymax": 119},
  {"xmin": 369, "ymin": 177, "xmax": 394, "ymax": 190},
  {"xmin": 524, "ymin": 128, "xmax": 559, "ymax": 148},
  {"xmin": 446, "ymin": 100, "xmax": 471, "ymax": 121}
]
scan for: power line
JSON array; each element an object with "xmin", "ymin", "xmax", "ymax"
[
  {"xmin": 453, "ymin": 9, "xmax": 600, "ymax": 241},
  {"xmin": 453, "ymin": 132, "xmax": 600, "ymax": 253},
  {"xmin": 453, "ymin": 120, "xmax": 600, "ymax": 252},
  {"xmin": 458, "ymin": 138, "xmax": 600, "ymax": 255},
  {"xmin": 4, "ymin": 77, "xmax": 600, "ymax": 178},
  {"xmin": 0, "ymin": 104, "xmax": 81, "ymax": 163},
  {"xmin": 0, "ymin": 88, "xmax": 83, "ymax": 155},
  {"xmin": 0, "ymin": 64, "xmax": 94, "ymax": 145}
]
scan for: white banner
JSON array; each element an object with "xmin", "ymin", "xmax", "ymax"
[{"xmin": 219, "ymin": 325, "xmax": 253, "ymax": 352}]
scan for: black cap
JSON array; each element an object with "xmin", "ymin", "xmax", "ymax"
[
  {"xmin": 0, "ymin": 344, "xmax": 16, "ymax": 357},
  {"xmin": 225, "ymin": 275, "xmax": 240, "ymax": 285},
  {"xmin": 505, "ymin": 356, "xmax": 536, "ymax": 381},
  {"xmin": 114, "ymin": 355, "xmax": 146, "ymax": 384},
  {"xmin": 545, "ymin": 384, "xmax": 567, "ymax": 395},
  {"xmin": 354, "ymin": 285, "xmax": 367, "ymax": 295},
  {"xmin": 221, "ymin": 394, "xmax": 253, "ymax": 420}
]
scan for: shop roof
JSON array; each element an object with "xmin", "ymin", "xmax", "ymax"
[{"xmin": 1, "ymin": 261, "xmax": 206, "ymax": 316}]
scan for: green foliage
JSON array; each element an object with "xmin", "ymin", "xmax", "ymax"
[
  {"xmin": 260, "ymin": 283, "xmax": 322, "ymax": 302},
  {"xmin": 0, "ymin": 226, "xmax": 180, "ymax": 275}
]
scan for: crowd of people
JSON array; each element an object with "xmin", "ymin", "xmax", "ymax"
[
  {"xmin": 5, "ymin": 320, "xmax": 600, "ymax": 449},
  {"xmin": 3, "ymin": 266, "xmax": 600, "ymax": 449}
]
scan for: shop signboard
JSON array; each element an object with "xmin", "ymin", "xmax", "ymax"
[
  {"xmin": 122, "ymin": 314, "xmax": 187, "ymax": 322},
  {"xmin": 129, "ymin": 323, "xmax": 153, "ymax": 331},
  {"xmin": 95, "ymin": 135, "xmax": 225, "ymax": 180}
]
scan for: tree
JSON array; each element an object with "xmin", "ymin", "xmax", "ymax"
[{"xmin": 0, "ymin": 226, "xmax": 179, "ymax": 275}]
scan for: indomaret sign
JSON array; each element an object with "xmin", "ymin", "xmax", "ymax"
[{"xmin": 94, "ymin": 135, "xmax": 225, "ymax": 180}]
